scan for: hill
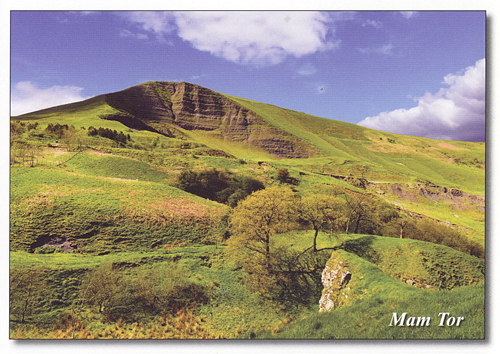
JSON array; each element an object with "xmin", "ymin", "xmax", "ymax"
[
  {"xmin": 15, "ymin": 81, "xmax": 485, "ymax": 191},
  {"xmin": 10, "ymin": 81, "xmax": 485, "ymax": 339}
]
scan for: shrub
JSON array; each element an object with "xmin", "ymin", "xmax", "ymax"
[
  {"xmin": 277, "ymin": 168, "xmax": 290, "ymax": 184},
  {"xmin": 177, "ymin": 168, "xmax": 264, "ymax": 206},
  {"xmin": 88, "ymin": 127, "xmax": 130, "ymax": 145},
  {"xmin": 91, "ymin": 262, "xmax": 208, "ymax": 322}
]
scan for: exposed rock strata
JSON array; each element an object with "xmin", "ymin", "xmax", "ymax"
[
  {"xmin": 103, "ymin": 82, "xmax": 314, "ymax": 158},
  {"xmin": 367, "ymin": 182, "xmax": 485, "ymax": 211}
]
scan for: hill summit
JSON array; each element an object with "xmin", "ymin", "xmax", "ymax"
[{"xmin": 23, "ymin": 81, "xmax": 320, "ymax": 158}]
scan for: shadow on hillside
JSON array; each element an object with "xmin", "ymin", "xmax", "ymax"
[{"xmin": 341, "ymin": 236, "xmax": 380, "ymax": 264}]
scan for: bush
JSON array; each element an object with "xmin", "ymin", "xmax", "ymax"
[
  {"xmin": 87, "ymin": 127, "xmax": 131, "ymax": 145},
  {"xmin": 45, "ymin": 123, "xmax": 72, "ymax": 138},
  {"xmin": 177, "ymin": 168, "xmax": 264, "ymax": 206},
  {"xmin": 277, "ymin": 168, "xmax": 290, "ymax": 184},
  {"xmin": 225, "ymin": 189, "xmax": 245, "ymax": 207},
  {"xmin": 80, "ymin": 262, "xmax": 208, "ymax": 323}
]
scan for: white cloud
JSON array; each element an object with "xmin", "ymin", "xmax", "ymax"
[
  {"xmin": 400, "ymin": 11, "xmax": 417, "ymax": 19},
  {"xmin": 296, "ymin": 63, "xmax": 317, "ymax": 76},
  {"xmin": 11, "ymin": 82, "xmax": 88, "ymax": 116},
  {"xmin": 124, "ymin": 11, "xmax": 174, "ymax": 34},
  {"xmin": 358, "ymin": 59, "xmax": 485, "ymax": 142},
  {"xmin": 174, "ymin": 12, "xmax": 339, "ymax": 65},
  {"xmin": 121, "ymin": 11, "xmax": 340, "ymax": 66},
  {"xmin": 357, "ymin": 43, "xmax": 394, "ymax": 55},
  {"xmin": 119, "ymin": 29, "xmax": 149, "ymax": 40},
  {"xmin": 362, "ymin": 19, "xmax": 383, "ymax": 28},
  {"xmin": 121, "ymin": 11, "xmax": 175, "ymax": 42}
]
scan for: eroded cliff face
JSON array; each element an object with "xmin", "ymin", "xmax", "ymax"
[
  {"xmin": 367, "ymin": 182, "xmax": 485, "ymax": 212},
  {"xmin": 103, "ymin": 81, "xmax": 315, "ymax": 158}
]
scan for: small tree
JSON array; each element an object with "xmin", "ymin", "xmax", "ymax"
[
  {"xmin": 344, "ymin": 192, "xmax": 376, "ymax": 234},
  {"xmin": 79, "ymin": 263, "xmax": 120, "ymax": 314},
  {"xmin": 10, "ymin": 266, "xmax": 47, "ymax": 323},
  {"xmin": 277, "ymin": 168, "xmax": 290, "ymax": 184},
  {"xmin": 300, "ymin": 195, "xmax": 348, "ymax": 251},
  {"xmin": 227, "ymin": 187, "xmax": 298, "ymax": 276}
]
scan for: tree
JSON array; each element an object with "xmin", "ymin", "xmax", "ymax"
[
  {"xmin": 299, "ymin": 195, "xmax": 348, "ymax": 251},
  {"xmin": 79, "ymin": 263, "xmax": 120, "ymax": 314},
  {"xmin": 276, "ymin": 168, "xmax": 290, "ymax": 184},
  {"xmin": 397, "ymin": 216, "xmax": 409, "ymax": 239},
  {"xmin": 177, "ymin": 168, "xmax": 230, "ymax": 201},
  {"xmin": 227, "ymin": 187, "xmax": 298, "ymax": 275},
  {"xmin": 177, "ymin": 168, "xmax": 264, "ymax": 206},
  {"xmin": 345, "ymin": 192, "xmax": 367, "ymax": 233},
  {"xmin": 11, "ymin": 140, "xmax": 27, "ymax": 165},
  {"xmin": 10, "ymin": 266, "xmax": 47, "ymax": 323}
]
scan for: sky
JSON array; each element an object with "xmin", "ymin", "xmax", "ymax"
[{"xmin": 10, "ymin": 10, "xmax": 486, "ymax": 141}]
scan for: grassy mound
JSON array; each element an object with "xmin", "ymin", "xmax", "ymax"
[
  {"xmin": 271, "ymin": 245, "xmax": 484, "ymax": 339},
  {"xmin": 10, "ymin": 163, "xmax": 228, "ymax": 254}
]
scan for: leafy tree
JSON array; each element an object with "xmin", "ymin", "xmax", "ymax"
[
  {"xmin": 377, "ymin": 204, "xmax": 400, "ymax": 223},
  {"xmin": 227, "ymin": 187, "xmax": 298, "ymax": 276},
  {"xmin": 10, "ymin": 140, "xmax": 40, "ymax": 167},
  {"xmin": 344, "ymin": 192, "xmax": 376, "ymax": 234},
  {"xmin": 227, "ymin": 189, "xmax": 248, "ymax": 207},
  {"xmin": 299, "ymin": 195, "xmax": 348, "ymax": 251},
  {"xmin": 87, "ymin": 127, "xmax": 131, "ymax": 145},
  {"xmin": 416, "ymin": 219, "xmax": 446, "ymax": 244},
  {"xmin": 240, "ymin": 176, "xmax": 265, "ymax": 195},
  {"xmin": 177, "ymin": 168, "xmax": 230, "ymax": 202},
  {"xmin": 79, "ymin": 263, "xmax": 120, "ymax": 314},
  {"xmin": 79, "ymin": 262, "xmax": 207, "ymax": 322},
  {"xmin": 45, "ymin": 123, "xmax": 71, "ymax": 138}
]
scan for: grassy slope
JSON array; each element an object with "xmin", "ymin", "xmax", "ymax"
[
  {"xmin": 10, "ymin": 83, "xmax": 485, "ymax": 249},
  {"xmin": 225, "ymin": 94, "xmax": 484, "ymax": 194},
  {"xmin": 10, "ymin": 82, "xmax": 485, "ymax": 339},
  {"xmin": 10, "ymin": 159, "xmax": 228, "ymax": 253},
  {"xmin": 9, "ymin": 232, "xmax": 485, "ymax": 339}
]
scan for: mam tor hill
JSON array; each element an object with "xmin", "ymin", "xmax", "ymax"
[
  {"xmin": 17, "ymin": 81, "xmax": 485, "ymax": 187},
  {"xmin": 10, "ymin": 82, "xmax": 485, "ymax": 339}
]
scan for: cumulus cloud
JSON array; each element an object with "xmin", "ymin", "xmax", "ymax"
[
  {"xmin": 358, "ymin": 59, "xmax": 485, "ymax": 142},
  {"xmin": 174, "ymin": 12, "xmax": 338, "ymax": 65},
  {"xmin": 121, "ymin": 11, "xmax": 340, "ymax": 65},
  {"xmin": 11, "ymin": 82, "xmax": 88, "ymax": 116},
  {"xmin": 123, "ymin": 11, "xmax": 174, "ymax": 35}
]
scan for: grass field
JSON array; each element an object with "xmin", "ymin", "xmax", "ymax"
[{"xmin": 9, "ymin": 82, "xmax": 485, "ymax": 340}]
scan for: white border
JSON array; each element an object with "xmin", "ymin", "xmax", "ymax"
[{"xmin": 1, "ymin": 1, "xmax": 497, "ymax": 353}]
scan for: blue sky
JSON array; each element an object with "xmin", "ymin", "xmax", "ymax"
[{"xmin": 10, "ymin": 10, "xmax": 485, "ymax": 141}]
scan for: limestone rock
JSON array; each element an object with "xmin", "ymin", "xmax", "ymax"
[{"xmin": 319, "ymin": 259, "xmax": 353, "ymax": 312}]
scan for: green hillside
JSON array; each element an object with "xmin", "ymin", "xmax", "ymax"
[{"xmin": 10, "ymin": 82, "xmax": 485, "ymax": 339}]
